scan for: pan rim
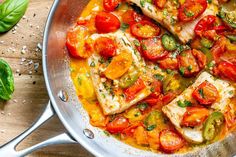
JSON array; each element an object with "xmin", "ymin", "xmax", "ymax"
[{"xmin": 42, "ymin": 1, "xmax": 103, "ymax": 157}]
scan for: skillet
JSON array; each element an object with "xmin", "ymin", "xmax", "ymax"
[{"xmin": 0, "ymin": 0, "xmax": 236, "ymax": 156}]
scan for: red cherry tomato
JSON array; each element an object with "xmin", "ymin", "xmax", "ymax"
[
  {"xmin": 106, "ymin": 116, "xmax": 129, "ymax": 134},
  {"xmin": 181, "ymin": 107, "xmax": 209, "ymax": 127},
  {"xmin": 178, "ymin": 0, "xmax": 207, "ymax": 22},
  {"xmin": 154, "ymin": 0, "xmax": 167, "ymax": 9},
  {"xmin": 177, "ymin": 49, "xmax": 200, "ymax": 77},
  {"xmin": 141, "ymin": 38, "xmax": 168, "ymax": 61},
  {"xmin": 94, "ymin": 37, "xmax": 117, "ymax": 58},
  {"xmin": 215, "ymin": 61, "xmax": 236, "ymax": 82},
  {"xmin": 66, "ymin": 26, "xmax": 90, "ymax": 58},
  {"xmin": 124, "ymin": 78, "xmax": 146, "ymax": 101},
  {"xmin": 122, "ymin": 10, "xmax": 144, "ymax": 25},
  {"xmin": 158, "ymin": 54, "xmax": 178, "ymax": 70},
  {"xmin": 95, "ymin": 11, "xmax": 120, "ymax": 33},
  {"xmin": 192, "ymin": 81, "xmax": 219, "ymax": 105},
  {"xmin": 131, "ymin": 21, "xmax": 161, "ymax": 39},
  {"xmin": 103, "ymin": 0, "xmax": 121, "ymax": 12},
  {"xmin": 194, "ymin": 15, "xmax": 227, "ymax": 39},
  {"xmin": 160, "ymin": 129, "xmax": 185, "ymax": 153}
]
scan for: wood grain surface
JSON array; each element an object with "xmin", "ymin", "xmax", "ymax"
[{"xmin": 0, "ymin": 0, "xmax": 93, "ymax": 156}]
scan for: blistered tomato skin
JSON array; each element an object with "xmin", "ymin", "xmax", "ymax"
[
  {"xmin": 95, "ymin": 12, "xmax": 120, "ymax": 33},
  {"xmin": 94, "ymin": 37, "xmax": 117, "ymax": 58},
  {"xmin": 178, "ymin": 0, "xmax": 207, "ymax": 22},
  {"xmin": 192, "ymin": 81, "xmax": 219, "ymax": 105},
  {"xmin": 103, "ymin": 0, "xmax": 121, "ymax": 12},
  {"xmin": 106, "ymin": 116, "xmax": 129, "ymax": 133}
]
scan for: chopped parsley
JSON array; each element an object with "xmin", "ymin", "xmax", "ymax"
[
  {"xmin": 146, "ymin": 124, "xmax": 156, "ymax": 131},
  {"xmin": 179, "ymin": 67, "xmax": 185, "ymax": 75},
  {"xmin": 154, "ymin": 74, "xmax": 164, "ymax": 81},
  {"xmin": 137, "ymin": 102, "xmax": 148, "ymax": 111},
  {"xmin": 103, "ymin": 130, "xmax": 110, "ymax": 136},
  {"xmin": 90, "ymin": 61, "xmax": 95, "ymax": 67},
  {"xmin": 198, "ymin": 88, "xmax": 205, "ymax": 98},
  {"xmin": 120, "ymin": 23, "xmax": 129, "ymax": 31},
  {"xmin": 141, "ymin": 43, "xmax": 147, "ymax": 50},
  {"xmin": 177, "ymin": 100, "xmax": 192, "ymax": 107},
  {"xmin": 184, "ymin": 8, "xmax": 194, "ymax": 17},
  {"xmin": 207, "ymin": 61, "xmax": 215, "ymax": 69},
  {"xmin": 133, "ymin": 39, "xmax": 140, "ymax": 47},
  {"xmin": 188, "ymin": 65, "xmax": 192, "ymax": 71},
  {"xmin": 140, "ymin": 0, "xmax": 145, "ymax": 7},
  {"xmin": 207, "ymin": 0, "xmax": 212, "ymax": 3},
  {"xmin": 154, "ymin": 65, "xmax": 159, "ymax": 70}
]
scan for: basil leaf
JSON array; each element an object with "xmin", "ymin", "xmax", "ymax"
[
  {"xmin": 177, "ymin": 100, "xmax": 192, "ymax": 107},
  {"xmin": 0, "ymin": 59, "xmax": 14, "ymax": 100},
  {"xmin": 0, "ymin": 0, "xmax": 29, "ymax": 33}
]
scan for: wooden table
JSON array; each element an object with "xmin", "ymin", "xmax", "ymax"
[{"xmin": 0, "ymin": 0, "xmax": 93, "ymax": 156}]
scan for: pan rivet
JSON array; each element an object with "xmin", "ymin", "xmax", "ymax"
[
  {"xmin": 58, "ymin": 90, "xmax": 69, "ymax": 102},
  {"xmin": 83, "ymin": 129, "xmax": 94, "ymax": 139}
]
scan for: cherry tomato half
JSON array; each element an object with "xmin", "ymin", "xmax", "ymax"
[
  {"xmin": 215, "ymin": 61, "xmax": 236, "ymax": 82},
  {"xmin": 106, "ymin": 116, "xmax": 129, "ymax": 133},
  {"xmin": 158, "ymin": 54, "xmax": 179, "ymax": 70},
  {"xmin": 178, "ymin": 0, "xmax": 207, "ymax": 22},
  {"xmin": 192, "ymin": 81, "xmax": 219, "ymax": 105},
  {"xmin": 103, "ymin": 0, "xmax": 121, "ymax": 12},
  {"xmin": 160, "ymin": 129, "xmax": 185, "ymax": 153},
  {"xmin": 94, "ymin": 37, "xmax": 117, "ymax": 58},
  {"xmin": 181, "ymin": 107, "xmax": 209, "ymax": 127},
  {"xmin": 66, "ymin": 26, "xmax": 90, "ymax": 58},
  {"xmin": 194, "ymin": 15, "xmax": 227, "ymax": 39},
  {"xmin": 154, "ymin": 0, "xmax": 167, "ymax": 9},
  {"xmin": 131, "ymin": 21, "xmax": 161, "ymax": 39},
  {"xmin": 122, "ymin": 10, "xmax": 144, "ymax": 25},
  {"xmin": 141, "ymin": 38, "xmax": 168, "ymax": 61},
  {"xmin": 95, "ymin": 11, "xmax": 120, "ymax": 33},
  {"xmin": 178, "ymin": 49, "xmax": 200, "ymax": 77},
  {"xmin": 124, "ymin": 78, "xmax": 146, "ymax": 101}
]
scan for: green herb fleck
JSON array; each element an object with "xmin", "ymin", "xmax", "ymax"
[
  {"xmin": 188, "ymin": 65, "xmax": 192, "ymax": 71},
  {"xmin": 177, "ymin": 100, "xmax": 192, "ymax": 107},
  {"xmin": 198, "ymin": 88, "xmax": 205, "ymax": 98},
  {"xmin": 141, "ymin": 43, "xmax": 147, "ymax": 50},
  {"xmin": 154, "ymin": 74, "xmax": 164, "ymax": 81},
  {"xmin": 154, "ymin": 65, "xmax": 159, "ymax": 70},
  {"xmin": 120, "ymin": 23, "xmax": 129, "ymax": 31},
  {"xmin": 140, "ymin": 0, "xmax": 145, "ymax": 7},
  {"xmin": 103, "ymin": 130, "xmax": 110, "ymax": 136},
  {"xmin": 146, "ymin": 124, "xmax": 156, "ymax": 131},
  {"xmin": 184, "ymin": 8, "xmax": 194, "ymax": 17},
  {"xmin": 90, "ymin": 61, "xmax": 95, "ymax": 67},
  {"xmin": 207, "ymin": 0, "xmax": 212, "ymax": 3},
  {"xmin": 179, "ymin": 67, "xmax": 185, "ymax": 75},
  {"xmin": 137, "ymin": 102, "xmax": 148, "ymax": 111},
  {"xmin": 133, "ymin": 40, "xmax": 140, "ymax": 47}
]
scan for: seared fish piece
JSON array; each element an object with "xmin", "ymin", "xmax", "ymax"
[
  {"xmin": 162, "ymin": 72, "xmax": 235, "ymax": 143},
  {"xmin": 126, "ymin": 0, "xmax": 218, "ymax": 43},
  {"xmin": 88, "ymin": 31, "xmax": 151, "ymax": 115}
]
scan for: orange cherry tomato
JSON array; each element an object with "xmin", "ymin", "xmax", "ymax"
[
  {"xmin": 103, "ymin": 0, "xmax": 121, "ymax": 12},
  {"xmin": 154, "ymin": 0, "xmax": 167, "ymax": 9},
  {"xmin": 66, "ymin": 26, "xmax": 91, "ymax": 58},
  {"xmin": 106, "ymin": 116, "xmax": 129, "ymax": 134},
  {"xmin": 158, "ymin": 54, "xmax": 179, "ymax": 70},
  {"xmin": 224, "ymin": 105, "xmax": 236, "ymax": 129},
  {"xmin": 122, "ymin": 10, "xmax": 144, "ymax": 25},
  {"xmin": 178, "ymin": 0, "xmax": 207, "ymax": 22},
  {"xmin": 122, "ymin": 122, "xmax": 143, "ymax": 136},
  {"xmin": 192, "ymin": 49, "xmax": 207, "ymax": 69},
  {"xmin": 192, "ymin": 81, "xmax": 219, "ymax": 105},
  {"xmin": 214, "ymin": 61, "xmax": 236, "ymax": 82},
  {"xmin": 131, "ymin": 21, "xmax": 161, "ymax": 39},
  {"xmin": 177, "ymin": 50, "xmax": 200, "ymax": 77},
  {"xmin": 124, "ymin": 78, "xmax": 146, "ymax": 101},
  {"xmin": 141, "ymin": 38, "xmax": 168, "ymax": 61},
  {"xmin": 94, "ymin": 37, "xmax": 117, "ymax": 58},
  {"xmin": 160, "ymin": 129, "xmax": 185, "ymax": 153},
  {"xmin": 181, "ymin": 107, "xmax": 209, "ymax": 127},
  {"xmin": 95, "ymin": 11, "xmax": 120, "ymax": 33}
]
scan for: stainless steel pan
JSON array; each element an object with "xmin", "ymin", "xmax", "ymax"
[{"xmin": 1, "ymin": 0, "xmax": 236, "ymax": 156}]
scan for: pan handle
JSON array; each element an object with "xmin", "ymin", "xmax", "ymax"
[{"xmin": 0, "ymin": 101, "xmax": 77, "ymax": 157}]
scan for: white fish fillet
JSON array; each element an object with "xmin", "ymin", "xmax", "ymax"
[
  {"xmin": 88, "ymin": 31, "xmax": 151, "ymax": 115},
  {"xmin": 162, "ymin": 72, "xmax": 235, "ymax": 143},
  {"xmin": 126, "ymin": 0, "xmax": 218, "ymax": 43}
]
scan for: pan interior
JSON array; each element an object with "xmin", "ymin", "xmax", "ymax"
[{"xmin": 43, "ymin": 0, "xmax": 236, "ymax": 157}]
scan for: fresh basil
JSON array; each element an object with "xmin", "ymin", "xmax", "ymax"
[
  {"xmin": 0, "ymin": 59, "xmax": 14, "ymax": 100},
  {"xmin": 0, "ymin": 0, "xmax": 29, "ymax": 33}
]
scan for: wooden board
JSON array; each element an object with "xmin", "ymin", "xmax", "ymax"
[{"xmin": 0, "ymin": 0, "xmax": 93, "ymax": 156}]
